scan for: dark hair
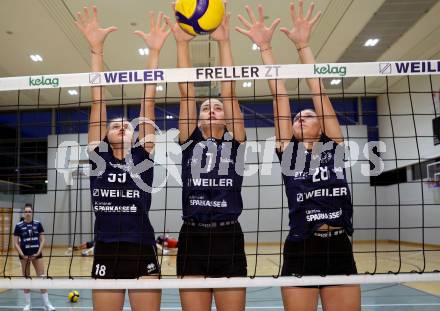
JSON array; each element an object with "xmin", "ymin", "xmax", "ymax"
[{"xmin": 24, "ymin": 203, "xmax": 33, "ymax": 210}]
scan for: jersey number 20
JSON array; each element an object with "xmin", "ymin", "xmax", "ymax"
[{"xmin": 312, "ymin": 167, "xmax": 329, "ymax": 182}]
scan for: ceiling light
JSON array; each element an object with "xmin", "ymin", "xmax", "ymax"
[
  {"xmin": 252, "ymin": 43, "xmax": 260, "ymax": 51},
  {"xmin": 242, "ymin": 81, "xmax": 252, "ymax": 88},
  {"xmin": 330, "ymin": 79, "xmax": 342, "ymax": 85},
  {"xmin": 68, "ymin": 89, "xmax": 78, "ymax": 96},
  {"xmin": 30, "ymin": 54, "xmax": 43, "ymax": 62},
  {"xmin": 138, "ymin": 48, "xmax": 149, "ymax": 56},
  {"xmin": 364, "ymin": 38, "xmax": 379, "ymax": 47}
]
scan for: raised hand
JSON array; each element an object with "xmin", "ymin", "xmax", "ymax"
[
  {"xmin": 134, "ymin": 12, "xmax": 170, "ymax": 52},
  {"xmin": 210, "ymin": 12, "xmax": 231, "ymax": 43},
  {"xmin": 165, "ymin": 3, "xmax": 195, "ymax": 43},
  {"xmin": 280, "ymin": 1, "xmax": 321, "ymax": 48},
  {"xmin": 74, "ymin": 6, "xmax": 117, "ymax": 52},
  {"xmin": 236, "ymin": 5, "xmax": 280, "ymax": 49}
]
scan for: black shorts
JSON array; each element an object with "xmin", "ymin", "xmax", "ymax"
[
  {"xmin": 19, "ymin": 252, "xmax": 43, "ymax": 260},
  {"xmin": 177, "ymin": 222, "xmax": 247, "ymax": 277},
  {"xmin": 281, "ymin": 231, "xmax": 357, "ymax": 278},
  {"xmin": 92, "ymin": 241, "xmax": 160, "ymax": 279}
]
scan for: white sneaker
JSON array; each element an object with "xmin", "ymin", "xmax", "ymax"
[
  {"xmin": 23, "ymin": 305, "xmax": 31, "ymax": 311},
  {"xmin": 45, "ymin": 302, "xmax": 55, "ymax": 311}
]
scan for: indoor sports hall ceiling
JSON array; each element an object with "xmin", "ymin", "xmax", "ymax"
[{"xmin": 0, "ymin": 0, "xmax": 439, "ymax": 109}]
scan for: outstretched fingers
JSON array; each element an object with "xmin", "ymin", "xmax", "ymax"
[
  {"xmin": 270, "ymin": 18, "xmax": 281, "ymax": 34},
  {"xmin": 149, "ymin": 11, "xmax": 156, "ymax": 30},
  {"xmin": 83, "ymin": 6, "xmax": 90, "ymax": 23},
  {"xmin": 304, "ymin": 2, "xmax": 314, "ymax": 21},
  {"xmin": 279, "ymin": 27, "xmax": 289, "ymax": 37},
  {"xmin": 133, "ymin": 30, "xmax": 145, "ymax": 38},
  {"xmin": 257, "ymin": 5, "xmax": 265, "ymax": 24},
  {"xmin": 310, "ymin": 10, "xmax": 322, "ymax": 27},
  {"xmin": 245, "ymin": 5, "xmax": 257, "ymax": 24},
  {"xmin": 92, "ymin": 6, "xmax": 98, "ymax": 22},
  {"xmin": 289, "ymin": 2, "xmax": 296, "ymax": 22},
  {"xmin": 157, "ymin": 11, "xmax": 164, "ymax": 29},
  {"xmin": 165, "ymin": 16, "xmax": 174, "ymax": 30},
  {"xmin": 235, "ymin": 26, "xmax": 250, "ymax": 38},
  {"xmin": 237, "ymin": 14, "xmax": 252, "ymax": 29},
  {"xmin": 298, "ymin": 0, "xmax": 304, "ymax": 18},
  {"xmin": 161, "ymin": 14, "xmax": 169, "ymax": 32},
  {"xmin": 104, "ymin": 26, "xmax": 118, "ymax": 34},
  {"xmin": 224, "ymin": 11, "xmax": 231, "ymax": 26},
  {"xmin": 75, "ymin": 12, "xmax": 85, "ymax": 29}
]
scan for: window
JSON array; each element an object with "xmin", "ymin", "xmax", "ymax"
[
  {"xmin": 56, "ymin": 108, "xmax": 89, "ymax": 134},
  {"xmin": 21, "ymin": 110, "xmax": 51, "ymax": 138}
]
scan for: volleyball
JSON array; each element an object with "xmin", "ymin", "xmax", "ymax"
[
  {"xmin": 68, "ymin": 290, "xmax": 80, "ymax": 303},
  {"xmin": 175, "ymin": 0, "xmax": 225, "ymax": 35}
]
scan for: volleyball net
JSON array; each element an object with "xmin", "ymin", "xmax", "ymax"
[{"xmin": 0, "ymin": 60, "xmax": 439, "ymax": 289}]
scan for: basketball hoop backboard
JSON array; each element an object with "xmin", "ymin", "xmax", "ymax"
[
  {"xmin": 433, "ymin": 88, "xmax": 440, "ymax": 115},
  {"xmin": 426, "ymin": 161, "xmax": 440, "ymax": 188}
]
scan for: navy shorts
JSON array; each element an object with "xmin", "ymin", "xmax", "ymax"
[
  {"xmin": 177, "ymin": 222, "xmax": 247, "ymax": 277},
  {"xmin": 19, "ymin": 252, "xmax": 43, "ymax": 260},
  {"xmin": 92, "ymin": 241, "xmax": 160, "ymax": 279},
  {"xmin": 282, "ymin": 231, "xmax": 357, "ymax": 277}
]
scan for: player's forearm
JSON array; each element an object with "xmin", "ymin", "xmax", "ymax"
[
  {"xmin": 260, "ymin": 49, "xmax": 288, "ymax": 97},
  {"xmin": 177, "ymin": 42, "xmax": 195, "ymax": 97},
  {"xmin": 89, "ymin": 46, "xmax": 106, "ymax": 143},
  {"xmin": 143, "ymin": 48, "xmax": 158, "ymax": 116},
  {"xmin": 218, "ymin": 40, "xmax": 235, "ymax": 97},
  {"xmin": 141, "ymin": 49, "xmax": 158, "ymax": 125},
  {"xmin": 296, "ymin": 46, "xmax": 324, "ymax": 95}
]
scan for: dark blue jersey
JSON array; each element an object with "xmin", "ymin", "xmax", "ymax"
[
  {"xmin": 277, "ymin": 134, "xmax": 353, "ymax": 241},
  {"xmin": 14, "ymin": 220, "xmax": 44, "ymax": 256},
  {"xmin": 89, "ymin": 138, "xmax": 155, "ymax": 245},
  {"xmin": 181, "ymin": 128, "xmax": 245, "ymax": 222}
]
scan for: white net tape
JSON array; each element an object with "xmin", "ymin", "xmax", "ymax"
[
  {"xmin": 1, "ymin": 273, "xmax": 439, "ymax": 290},
  {"xmin": 0, "ymin": 60, "xmax": 439, "ymax": 91}
]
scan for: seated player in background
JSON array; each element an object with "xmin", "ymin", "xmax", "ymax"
[{"xmin": 156, "ymin": 234, "xmax": 178, "ymax": 255}]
